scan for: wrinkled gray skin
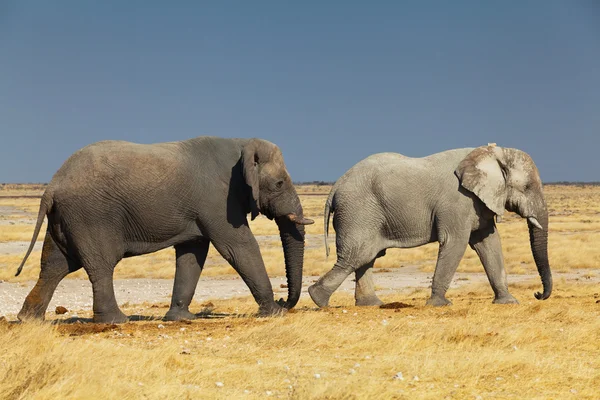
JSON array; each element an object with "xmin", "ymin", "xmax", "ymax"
[
  {"xmin": 16, "ymin": 137, "xmax": 313, "ymax": 323},
  {"xmin": 309, "ymin": 146, "xmax": 552, "ymax": 307}
]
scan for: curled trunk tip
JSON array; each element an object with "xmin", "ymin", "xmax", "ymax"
[{"xmin": 534, "ymin": 288, "xmax": 552, "ymax": 300}]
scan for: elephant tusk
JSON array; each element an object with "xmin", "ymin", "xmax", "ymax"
[
  {"xmin": 286, "ymin": 213, "xmax": 315, "ymax": 225},
  {"xmin": 528, "ymin": 217, "xmax": 543, "ymax": 230}
]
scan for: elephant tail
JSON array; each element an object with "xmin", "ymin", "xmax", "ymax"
[
  {"xmin": 324, "ymin": 187, "xmax": 336, "ymax": 258},
  {"xmin": 15, "ymin": 193, "xmax": 53, "ymax": 276}
]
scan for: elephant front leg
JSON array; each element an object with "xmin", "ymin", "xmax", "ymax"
[
  {"xmin": 211, "ymin": 227, "xmax": 284, "ymax": 316},
  {"xmin": 354, "ymin": 261, "xmax": 383, "ymax": 306},
  {"xmin": 469, "ymin": 223, "xmax": 518, "ymax": 304},
  {"xmin": 164, "ymin": 239, "xmax": 209, "ymax": 321},
  {"xmin": 18, "ymin": 231, "xmax": 82, "ymax": 321},
  {"xmin": 427, "ymin": 234, "xmax": 470, "ymax": 307}
]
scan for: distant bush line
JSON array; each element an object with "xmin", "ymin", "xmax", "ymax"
[
  {"xmin": 293, "ymin": 181, "xmax": 335, "ymax": 186},
  {"xmin": 293, "ymin": 181, "xmax": 600, "ymax": 187},
  {"xmin": 2, "ymin": 181, "xmax": 600, "ymax": 189},
  {"xmin": 0, "ymin": 183, "xmax": 48, "ymax": 190},
  {"xmin": 544, "ymin": 182, "xmax": 600, "ymax": 186}
]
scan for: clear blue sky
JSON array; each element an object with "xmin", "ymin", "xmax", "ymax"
[{"xmin": 1, "ymin": 1, "xmax": 599, "ymax": 183}]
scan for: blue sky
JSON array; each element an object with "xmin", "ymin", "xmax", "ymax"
[{"xmin": 1, "ymin": 1, "xmax": 599, "ymax": 183}]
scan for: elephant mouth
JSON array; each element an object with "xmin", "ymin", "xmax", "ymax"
[
  {"xmin": 262, "ymin": 208, "xmax": 313, "ymax": 226},
  {"xmin": 285, "ymin": 213, "xmax": 314, "ymax": 226}
]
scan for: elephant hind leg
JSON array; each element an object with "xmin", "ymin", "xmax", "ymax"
[
  {"xmin": 71, "ymin": 233, "xmax": 127, "ymax": 324},
  {"xmin": 308, "ymin": 261, "xmax": 352, "ymax": 307},
  {"xmin": 86, "ymin": 264, "xmax": 127, "ymax": 324},
  {"xmin": 310, "ymin": 214, "xmax": 385, "ymax": 307},
  {"xmin": 354, "ymin": 261, "xmax": 383, "ymax": 306},
  {"xmin": 309, "ymin": 249, "xmax": 378, "ymax": 308},
  {"xmin": 18, "ymin": 231, "xmax": 82, "ymax": 321},
  {"xmin": 164, "ymin": 239, "xmax": 209, "ymax": 321}
]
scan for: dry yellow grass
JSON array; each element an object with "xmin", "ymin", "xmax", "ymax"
[
  {"xmin": 0, "ymin": 224, "xmax": 47, "ymax": 243},
  {"xmin": 0, "ymin": 198, "xmax": 45, "ymax": 216},
  {"xmin": 1, "ymin": 280, "xmax": 598, "ymax": 399},
  {"xmin": 295, "ymin": 184, "xmax": 332, "ymax": 196}
]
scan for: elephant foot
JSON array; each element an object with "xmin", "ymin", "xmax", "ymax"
[
  {"xmin": 308, "ymin": 284, "xmax": 332, "ymax": 308},
  {"xmin": 257, "ymin": 303, "xmax": 286, "ymax": 317},
  {"xmin": 17, "ymin": 306, "xmax": 46, "ymax": 322},
  {"xmin": 426, "ymin": 295, "xmax": 452, "ymax": 307},
  {"xmin": 93, "ymin": 310, "xmax": 128, "ymax": 324},
  {"xmin": 18, "ymin": 287, "xmax": 50, "ymax": 321},
  {"xmin": 164, "ymin": 308, "xmax": 197, "ymax": 321},
  {"xmin": 493, "ymin": 295, "xmax": 519, "ymax": 305},
  {"xmin": 355, "ymin": 295, "xmax": 384, "ymax": 307}
]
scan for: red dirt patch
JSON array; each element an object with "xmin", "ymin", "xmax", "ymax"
[{"xmin": 380, "ymin": 302, "xmax": 413, "ymax": 309}]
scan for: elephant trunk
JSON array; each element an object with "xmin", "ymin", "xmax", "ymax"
[
  {"xmin": 527, "ymin": 207, "xmax": 552, "ymax": 300},
  {"xmin": 275, "ymin": 200, "xmax": 307, "ymax": 309}
]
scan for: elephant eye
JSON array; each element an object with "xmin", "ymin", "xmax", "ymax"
[{"xmin": 276, "ymin": 180, "xmax": 284, "ymax": 189}]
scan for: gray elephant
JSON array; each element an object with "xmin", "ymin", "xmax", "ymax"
[
  {"xmin": 16, "ymin": 136, "xmax": 313, "ymax": 323},
  {"xmin": 308, "ymin": 145, "xmax": 552, "ymax": 307}
]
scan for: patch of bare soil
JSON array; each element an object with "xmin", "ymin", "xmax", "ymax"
[{"xmin": 380, "ymin": 301, "xmax": 413, "ymax": 309}]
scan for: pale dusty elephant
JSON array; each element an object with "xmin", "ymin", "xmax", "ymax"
[
  {"xmin": 17, "ymin": 136, "xmax": 313, "ymax": 323},
  {"xmin": 309, "ymin": 145, "xmax": 552, "ymax": 307}
]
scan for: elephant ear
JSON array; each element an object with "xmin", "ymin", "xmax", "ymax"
[
  {"xmin": 455, "ymin": 146, "xmax": 508, "ymax": 216},
  {"xmin": 242, "ymin": 139, "xmax": 262, "ymax": 220}
]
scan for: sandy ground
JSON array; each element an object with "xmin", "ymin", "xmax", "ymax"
[
  {"xmin": 0, "ymin": 205, "xmax": 36, "ymax": 225},
  {"xmin": 0, "ymin": 240, "xmax": 43, "ymax": 255},
  {"xmin": 0, "ymin": 265, "xmax": 427, "ymax": 317},
  {"xmin": 2, "ymin": 265, "xmax": 599, "ymax": 319}
]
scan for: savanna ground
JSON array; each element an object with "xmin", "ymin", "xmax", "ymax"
[{"xmin": 0, "ymin": 183, "xmax": 599, "ymax": 399}]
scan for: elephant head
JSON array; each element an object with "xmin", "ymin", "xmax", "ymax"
[
  {"xmin": 455, "ymin": 145, "xmax": 552, "ymax": 300},
  {"xmin": 242, "ymin": 139, "xmax": 313, "ymax": 309}
]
